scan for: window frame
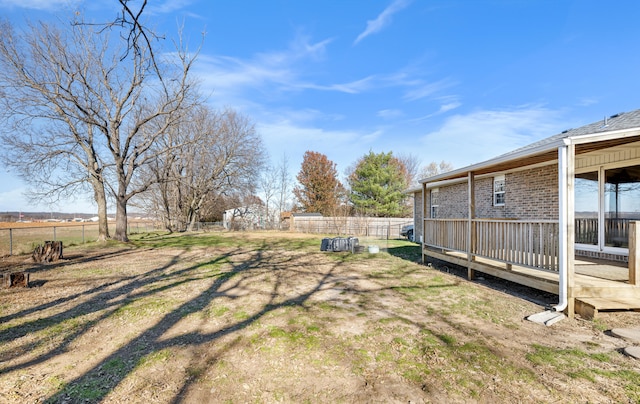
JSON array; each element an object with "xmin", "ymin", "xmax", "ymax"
[
  {"xmin": 493, "ymin": 175, "xmax": 506, "ymax": 207},
  {"xmin": 430, "ymin": 188, "xmax": 439, "ymax": 218}
]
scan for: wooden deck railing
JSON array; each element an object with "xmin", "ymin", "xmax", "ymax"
[
  {"xmin": 575, "ymin": 217, "xmax": 638, "ymax": 248},
  {"xmin": 424, "ymin": 218, "xmax": 560, "ymax": 272},
  {"xmin": 423, "ymin": 218, "xmax": 468, "ymax": 253}
]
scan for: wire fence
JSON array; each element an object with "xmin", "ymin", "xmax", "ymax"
[
  {"xmin": 0, "ymin": 222, "xmax": 159, "ymax": 256},
  {"xmin": 1, "ymin": 218, "xmax": 413, "ymax": 257}
]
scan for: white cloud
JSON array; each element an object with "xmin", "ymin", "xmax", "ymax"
[
  {"xmin": 410, "ymin": 98, "xmax": 462, "ymax": 122},
  {"xmin": 437, "ymin": 102, "xmax": 461, "ymax": 114},
  {"xmin": 197, "ymin": 54, "xmax": 293, "ymax": 93},
  {"xmin": 354, "ymin": 0, "xmax": 412, "ymax": 45},
  {"xmin": 403, "ymin": 78, "xmax": 458, "ymax": 101},
  {"xmin": 378, "ymin": 109, "xmax": 404, "ymax": 119},
  {"xmin": 0, "ymin": 0, "xmax": 78, "ymax": 10},
  {"xmin": 196, "ymin": 35, "xmax": 340, "ymax": 100},
  {"xmin": 419, "ymin": 106, "xmax": 566, "ymax": 168},
  {"xmin": 300, "ymin": 76, "xmax": 376, "ymax": 94},
  {"xmin": 256, "ymin": 117, "xmax": 384, "ymax": 178}
]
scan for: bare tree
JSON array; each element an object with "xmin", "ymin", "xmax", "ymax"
[
  {"xmin": 0, "ymin": 14, "xmax": 199, "ymax": 242},
  {"xmin": 0, "ymin": 20, "xmax": 115, "ymax": 240},
  {"xmin": 396, "ymin": 153, "xmax": 422, "ymax": 187},
  {"xmin": 259, "ymin": 164, "xmax": 279, "ymax": 229},
  {"xmin": 276, "ymin": 153, "xmax": 293, "ymax": 226},
  {"xmin": 143, "ymin": 106, "xmax": 266, "ymax": 232},
  {"xmin": 420, "ymin": 161, "xmax": 454, "ymax": 179}
]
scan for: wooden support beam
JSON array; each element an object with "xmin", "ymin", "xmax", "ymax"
[
  {"xmin": 467, "ymin": 171, "xmax": 475, "ymax": 281},
  {"xmin": 630, "ymin": 221, "xmax": 640, "ymax": 285},
  {"xmin": 567, "ymin": 143, "xmax": 576, "ymax": 319}
]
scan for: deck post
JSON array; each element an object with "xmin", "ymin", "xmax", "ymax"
[
  {"xmin": 467, "ymin": 171, "xmax": 476, "ymax": 280},
  {"xmin": 567, "ymin": 142, "xmax": 576, "ymax": 318},
  {"xmin": 421, "ymin": 182, "xmax": 426, "ymax": 265},
  {"xmin": 629, "ymin": 221, "xmax": 640, "ymax": 285}
]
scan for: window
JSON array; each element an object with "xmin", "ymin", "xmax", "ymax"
[
  {"xmin": 430, "ymin": 188, "xmax": 439, "ymax": 218},
  {"xmin": 493, "ymin": 175, "xmax": 505, "ymax": 206},
  {"xmin": 575, "ymin": 171, "xmax": 598, "ymax": 245}
]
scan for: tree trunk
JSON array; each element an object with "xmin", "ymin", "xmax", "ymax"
[
  {"xmin": 32, "ymin": 241, "xmax": 63, "ymax": 263},
  {"xmin": 92, "ymin": 178, "xmax": 110, "ymax": 241},
  {"xmin": 186, "ymin": 195, "xmax": 206, "ymax": 232},
  {"xmin": 186, "ymin": 211, "xmax": 198, "ymax": 232},
  {"xmin": 114, "ymin": 194, "xmax": 129, "ymax": 242}
]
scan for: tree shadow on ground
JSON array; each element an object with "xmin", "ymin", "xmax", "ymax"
[
  {"xmin": 1, "ymin": 233, "xmax": 571, "ymax": 402},
  {"xmin": 423, "ymin": 256, "xmax": 558, "ymax": 308},
  {"xmin": 385, "ymin": 243, "xmax": 422, "ymax": 262},
  {"xmin": 384, "ymin": 241, "xmax": 557, "ymax": 307},
  {"xmin": 0, "ymin": 237, "xmax": 350, "ymax": 402}
]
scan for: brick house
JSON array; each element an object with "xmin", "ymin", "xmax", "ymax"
[{"xmin": 409, "ymin": 110, "xmax": 640, "ymax": 318}]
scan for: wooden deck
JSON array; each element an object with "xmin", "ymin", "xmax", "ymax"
[{"xmin": 423, "ymin": 247, "xmax": 640, "ymax": 319}]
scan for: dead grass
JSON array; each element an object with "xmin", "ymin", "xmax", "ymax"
[{"xmin": 0, "ymin": 231, "xmax": 639, "ymax": 403}]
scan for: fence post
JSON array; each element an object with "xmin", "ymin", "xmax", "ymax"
[
  {"xmin": 53, "ymin": 226, "xmax": 57, "ymax": 241},
  {"xmin": 82, "ymin": 225, "xmax": 85, "ymax": 244},
  {"xmin": 9, "ymin": 228, "xmax": 12, "ymax": 256}
]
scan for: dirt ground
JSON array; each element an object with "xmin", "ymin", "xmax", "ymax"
[{"xmin": 1, "ymin": 231, "xmax": 639, "ymax": 403}]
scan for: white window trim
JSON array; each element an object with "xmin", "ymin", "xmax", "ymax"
[
  {"xmin": 430, "ymin": 188, "xmax": 439, "ymax": 218},
  {"xmin": 493, "ymin": 175, "xmax": 505, "ymax": 207}
]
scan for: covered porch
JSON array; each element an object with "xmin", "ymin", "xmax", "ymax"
[{"xmin": 422, "ymin": 217, "xmax": 640, "ymax": 319}]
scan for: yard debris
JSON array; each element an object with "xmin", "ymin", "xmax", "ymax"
[
  {"xmin": 320, "ymin": 237, "xmax": 360, "ymax": 253},
  {"xmin": 32, "ymin": 241, "xmax": 63, "ymax": 263},
  {"xmin": 1, "ymin": 272, "xmax": 29, "ymax": 288}
]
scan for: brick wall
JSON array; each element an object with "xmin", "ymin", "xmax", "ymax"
[
  {"xmin": 435, "ymin": 182, "xmax": 468, "ymax": 218},
  {"xmin": 426, "ymin": 164, "xmax": 558, "ymax": 220}
]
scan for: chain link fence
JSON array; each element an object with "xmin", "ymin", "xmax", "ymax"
[{"xmin": 0, "ymin": 222, "xmax": 160, "ymax": 256}]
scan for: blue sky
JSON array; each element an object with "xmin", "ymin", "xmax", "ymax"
[{"xmin": 2, "ymin": 0, "xmax": 640, "ymax": 213}]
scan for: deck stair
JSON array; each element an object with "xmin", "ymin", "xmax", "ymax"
[{"xmin": 575, "ymin": 297, "xmax": 640, "ymax": 320}]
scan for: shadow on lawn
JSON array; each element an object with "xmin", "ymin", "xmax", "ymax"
[
  {"xmin": 385, "ymin": 242, "xmax": 422, "ymax": 263},
  {"xmin": 385, "ymin": 241, "xmax": 557, "ymax": 308},
  {"xmin": 2, "ymin": 233, "xmax": 552, "ymax": 402},
  {"xmin": 0, "ymin": 236, "xmax": 354, "ymax": 402}
]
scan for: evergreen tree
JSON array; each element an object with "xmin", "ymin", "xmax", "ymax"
[{"xmin": 347, "ymin": 151, "xmax": 409, "ymax": 217}]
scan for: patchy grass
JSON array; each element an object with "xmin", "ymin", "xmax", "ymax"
[{"xmin": 0, "ymin": 231, "xmax": 638, "ymax": 403}]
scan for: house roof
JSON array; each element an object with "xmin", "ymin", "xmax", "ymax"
[{"xmin": 417, "ymin": 109, "xmax": 640, "ymax": 186}]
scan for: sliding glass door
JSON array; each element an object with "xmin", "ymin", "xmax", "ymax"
[
  {"xmin": 576, "ymin": 164, "xmax": 640, "ymax": 251},
  {"xmin": 604, "ymin": 165, "xmax": 640, "ymax": 248},
  {"xmin": 575, "ymin": 171, "xmax": 599, "ymax": 246}
]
